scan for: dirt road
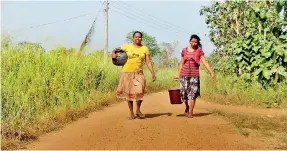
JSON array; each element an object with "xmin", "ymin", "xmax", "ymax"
[{"xmin": 26, "ymin": 91, "xmax": 285, "ymax": 150}]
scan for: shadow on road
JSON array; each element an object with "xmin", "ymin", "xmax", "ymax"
[
  {"xmin": 144, "ymin": 112, "xmax": 173, "ymax": 118},
  {"xmin": 176, "ymin": 112, "xmax": 212, "ymax": 117}
]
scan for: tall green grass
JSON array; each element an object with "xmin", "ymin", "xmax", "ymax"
[
  {"xmin": 200, "ymin": 70, "xmax": 287, "ymax": 108},
  {"xmin": 2, "ymin": 39, "xmax": 286, "ymax": 149},
  {"xmin": 1, "ymin": 42, "xmax": 178, "ymax": 149}
]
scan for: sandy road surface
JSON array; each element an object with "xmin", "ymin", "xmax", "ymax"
[{"xmin": 26, "ymin": 91, "xmax": 285, "ymax": 150}]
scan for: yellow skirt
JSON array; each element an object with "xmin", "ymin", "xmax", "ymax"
[{"xmin": 116, "ymin": 70, "xmax": 146, "ymax": 101}]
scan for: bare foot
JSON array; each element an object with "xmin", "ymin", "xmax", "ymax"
[
  {"xmin": 184, "ymin": 106, "xmax": 189, "ymax": 115},
  {"xmin": 129, "ymin": 113, "xmax": 135, "ymax": 120},
  {"xmin": 187, "ymin": 110, "xmax": 194, "ymax": 118},
  {"xmin": 187, "ymin": 114, "xmax": 194, "ymax": 118},
  {"xmin": 129, "ymin": 116, "xmax": 135, "ymax": 120}
]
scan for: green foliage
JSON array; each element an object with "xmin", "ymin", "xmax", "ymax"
[
  {"xmin": 126, "ymin": 30, "xmax": 161, "ymax": 57},
  {"xmin": 153, "ymin": 41, "xmax": 180, "ymax": 68},
  {"xmin": 1, "ymin": 38, "xmax": 178, "ymax": 148},
  {"xmin": 16, "ymin": 41, "xmax": 45, "ymax": 52},
  {"xmin": 232, "ymin": 32, "xmax": 287, "ymax": 86},
  {"xmin": 200, "ymin": 0, "xmax": 287, "ymax": 87},
  {"xmin": 200, "ymin": 71, "xmax": 287, "ymax": 108}
]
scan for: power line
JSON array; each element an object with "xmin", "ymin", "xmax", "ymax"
[
  {"xmin": 10, "ymin": 11, "xmax": 102, "ymax": 32},
  {"xmin": 109, "ymin": 5, "xmax": 185, "ymax": 37},
  {"xmin": 112, "ymin": 1, "xmax": 189, "ymax": 35},
  {"xmin": 109, "ymin": 3, "xmax": 187, "ymax": 36},
  {"xmin": 109, "ymin": 8, "xmax": 182, "ymax": 37},
  {"xmin": 115, "ymin": 0, "xmax": 192, "ymax": 35}
]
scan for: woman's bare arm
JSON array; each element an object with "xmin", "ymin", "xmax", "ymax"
[
  {"xmin": 145, "ymin": 54, "xmax": 156, "ymax": 81},
  {"xmin": 200, "ymin": 55, "xmax": 215, "ymax": 80}
]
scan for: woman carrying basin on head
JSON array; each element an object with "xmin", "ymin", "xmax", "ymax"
[{"xmin": 112, "ymin": 31, "xmax": 156, "ymax": 120}]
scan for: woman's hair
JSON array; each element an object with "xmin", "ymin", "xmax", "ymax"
[
  {"xmin": 133, "ymin": 31, "xmax": 143, "ymax": 38},
  {"xmin": 189, "ymin": 34, "xmax": 202, "ymax": 48}
]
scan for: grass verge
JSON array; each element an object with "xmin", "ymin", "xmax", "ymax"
[
  {"xmin": 210, "ymin": 109, "xmax": 287, "ymax": 149},
  {"xmin": 200, "ymin": 70, "xmax": 287, "ymax": 108},
  {"xmin": 1, "ymin": 43, "xmax": 178, "ymax": 149}
]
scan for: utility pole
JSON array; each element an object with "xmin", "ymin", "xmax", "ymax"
[{"xmin": 104, "ymin": 0, "xmax": 108, "ymax": 64}]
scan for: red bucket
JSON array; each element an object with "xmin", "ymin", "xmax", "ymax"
[{"xmin": 168, "ymin": 89, "xmax": 182, "ymax": 104}]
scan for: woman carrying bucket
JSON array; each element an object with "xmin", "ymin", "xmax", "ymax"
[
  {"xmin": 112, "ymin": 31, "xmax": 156, "ymax": 120},
  {"xmin": 174, "ymin": 34, "xmax": 215, "ymax": 118}
]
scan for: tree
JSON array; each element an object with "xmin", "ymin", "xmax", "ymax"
[
  {"xmin": 200, "ymin": 0, "xmax": 287, "ymax": 86},
  {"xmin": 160, "ymin": 41, "xmax": 179, "ymax": 57},
  {"xmin": 158, "ymin": 41, "xmax": 179, "ymax": 68},
  {"xmin": 125, "ymin": 31, "xmax": 160, "ymax": 57}
]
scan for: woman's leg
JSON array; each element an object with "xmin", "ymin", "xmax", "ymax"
[
  {"xmin": 136, "ymin": 100, "xmax": 145, "ymax": 118},
  {"xmin": 127, "ymin": 101, "xmax": 135, "ymax": 119},
  {"xmin": 184, "ymin": 100, "xmax": 189, "ymax": 115},
  {"xmin": 135, "ymin": 72, "xmax": 146, "ymax": 118},
  {"xmin": 186, "ymin": 76, "xmax": 199, "ymax": 118},
  {"xmin": 180, "ymin": 76, "xmax": 189, "ymax": 115},
  {"xmin": 187, "ymin": 99, "xmax": 196, "ymax": 118}
]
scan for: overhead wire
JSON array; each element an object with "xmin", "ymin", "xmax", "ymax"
[
  {"xmin": 10, "ymin": 10, "xmax": 102, "ymax": 32},
  {"xmin": 109, "ymin": 4, "xmax": 186, "ymax": 37},
  {"xmin": 114, "ymin": 0, "xmax": 193, "ymax": 35}
]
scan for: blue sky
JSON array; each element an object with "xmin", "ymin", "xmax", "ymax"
[{"xmin": 1, "ymin": 0, "xmax": 215, "ymax": 57}]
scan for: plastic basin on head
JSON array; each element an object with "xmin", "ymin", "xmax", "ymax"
[{"xmin": 168, "ymin": 89, "xmax": 182, "ymax": 104}]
